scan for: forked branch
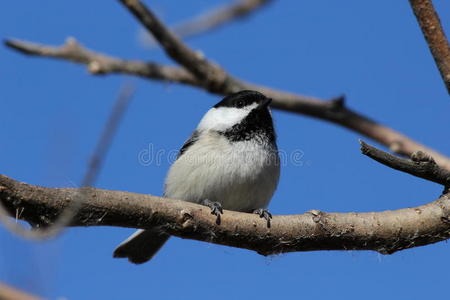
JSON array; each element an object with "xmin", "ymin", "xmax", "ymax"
[{"xmin": 5, "ymin": 39, "xmax": 450, "ymax": 171}]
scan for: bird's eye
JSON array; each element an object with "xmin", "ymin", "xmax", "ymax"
[{"xmin": 236, "ymin": 100, "xmax": 245, "ymax": 108}]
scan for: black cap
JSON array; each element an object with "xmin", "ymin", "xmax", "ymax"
[{"xmin": 214, "ymin": 90, "xmax": 270, "ymax": 109}]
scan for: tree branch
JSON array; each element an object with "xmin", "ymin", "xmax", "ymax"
[
  {"xmin": 119, "ymin": 0, "xmax": 229, "ymax": 89},
  {"xmin": 4, "ymin": 38, "xmax": 200, "ymax": 86},
  {"xmin": 409, "ymin": 0, "xmax": 450, "ymax": 94},
  {"xmin": 2, "ymin": 142, "xmax": 450, "ymax": 256},
  {"xmin": 141, "ymin": 0, "xmax": 273, "ymax": 48},
  {"xmin": 360, "ymin": 140, "xmax": 450, "ymax": 186}
]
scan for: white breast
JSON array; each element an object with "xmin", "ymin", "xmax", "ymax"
[{"xmin": 164, "ymin": 131, "xmax": 280, "ymax": 212}]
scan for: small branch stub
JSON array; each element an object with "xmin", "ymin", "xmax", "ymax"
[{"xmin": 360, "ymin": 140, "xmax": 450, "ymax": 187}]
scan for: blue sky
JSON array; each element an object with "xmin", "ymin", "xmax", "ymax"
[{"xmin": 1, "ymin": 1, "xmax": 450, "ymax": 299}]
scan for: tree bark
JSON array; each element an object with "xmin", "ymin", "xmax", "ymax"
[{"xmin": 1, "ymin": 172, "xmax": 449, "ymax": 256}]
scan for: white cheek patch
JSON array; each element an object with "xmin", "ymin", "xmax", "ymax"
[{"xmin": 197, "ymin": 103, "xmax": 258, "ymax": 132}]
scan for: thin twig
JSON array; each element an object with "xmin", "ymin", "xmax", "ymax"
[
  {"xmin": 140, "ymin": 0, "xmax": 273, "ymax": 48},
  {"xmin": 409, "ymin": 0, "xmax": 450, "ymax": 93},
  {"xmin": 0, "ymin": 84, "xmax": 134, "ymax": 239},
  {"xmin": 82, "ymin": 83, "xmax": 135, "ymax": 187},
  {"xmin": 360, "ymin": 140, "xmax": 450, "ymax": 186},
  {"xmin": 5, "ymin": 38, "xmax": 199, "ymax": 86},
  {"xmin": 1, "ymin": 173, "xmax": 450, "ymax": 255}
]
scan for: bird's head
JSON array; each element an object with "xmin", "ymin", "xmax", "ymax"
[{"xmin": 198, "ymin": 90, "xmax": 272, "ymax": 132}]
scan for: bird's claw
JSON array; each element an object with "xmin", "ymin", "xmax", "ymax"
[
  {"xmin": 202, "ymin": 199, "xmax": 223, "ymax": 225},
  {"xmin": 253, "ymin": 208, "xmax": 272, "ymax": 228}
]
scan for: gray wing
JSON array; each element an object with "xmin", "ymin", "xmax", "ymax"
[{"xmin": 177, "ymin": 130, "xmax": 200, "ymax": 159}]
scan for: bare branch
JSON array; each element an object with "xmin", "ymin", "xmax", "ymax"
[
  {"xmin": 0, "ymin": 283, "xmax": 46, "ymax": 300},
  {"xmin": 119, "ymin": 0, "xmax": 229, "ymax": 89},
  {"xmin": 360, "ymin": 140, "xmax": 450, "ymax": 186},
  {"xmin": 1, "ymin": 170, "xmax": 450, "ymax": 255},
  {"xmin": 141, "ymin": 0, "xmax": 273, "ymax": 48},
  {"xmin": 4, "ymin": 38, "xmax": 200, "ymax": 86},
  {"xmin": 409, "ymin": 0, "xmax": 450, "ymax": 93}
]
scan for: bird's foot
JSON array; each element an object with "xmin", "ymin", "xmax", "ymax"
[
  {"xmin": 253, "ymin": 208, "xmax": 272, "ymax": 228},
  {"xmin": 202, "ymin": 199, "xmax": 223, "ymax": 225}
]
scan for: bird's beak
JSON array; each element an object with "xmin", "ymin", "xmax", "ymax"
[{"xmin": 259, "ymin": 98, "xmax": 272, "ymax": 109}]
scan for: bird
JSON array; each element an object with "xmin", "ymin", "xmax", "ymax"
[{"xmin": 113, "ymin": 90, "xmax": 280, "ymax": 264}]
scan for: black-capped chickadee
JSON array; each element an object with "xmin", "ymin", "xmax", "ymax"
[{"xmin": 113, "ymin": 90, "xmax": 280, "ymax": 264}]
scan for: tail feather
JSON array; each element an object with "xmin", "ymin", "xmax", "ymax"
[{"xmin": 113, "ymin": 229, "xmax": 170, "ymax": 264}]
